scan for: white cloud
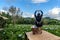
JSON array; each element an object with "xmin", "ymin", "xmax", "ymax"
[
  {"xmin": 0, "ymin": 10, "xmax": 12, "ymax": 15},
  {"xmin": 47, "ymin": 7, "xmax": 60, "ymax": 20},
  {"xmin": 22, "ymin": 12, "xmax": 34, "ymax": 18},
  {"xmin": 32, "ymin": 0, "xmax": 49, "ymax": 3},
  {"xmin": 0, "ymin": 10, "xmax": 8, "ymax": 13},
  {"xmin": 31, "ymin": 14, "xmax": 34, "ymax": 18}
]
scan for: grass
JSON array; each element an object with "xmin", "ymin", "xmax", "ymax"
[{"xmin": 0, "ymin": 24, "xmax": 60, "ymax": 40}]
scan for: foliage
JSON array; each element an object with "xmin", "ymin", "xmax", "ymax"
[
  {"xmin": 43, "ymin": 17, "xmax": 60, "ymax": 25},
  {"xmin": 43, "ymin": 25, "xmax": 60, "ymax": 36},
  {"xmin": 8, "ymin": 6, "xmax": 23, "ymax": 25},
  {"xmin": 0, "ymin": 24, "xmax": 60, "ymax": 40},
  {"xmin": 1, "ymin": 12, "xmax": 60, "ymax": 25},
  {"xmin": 16, "ymin": 18, "xmax": 35, "ymax": 24},
  {"xmin": 0, "ymin": 17, "xmax": 6, "ymax": 28},
  {"xmin": 1, "ymin": 7, "xmax": 60, "ymax": 25},
  {"xmin": 0, "ymin": 24, "xmax": 32, "ymax": 40}
]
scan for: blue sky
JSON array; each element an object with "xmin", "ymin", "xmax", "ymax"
[{"xmin": 0, "ymin": 0, "xmax": 60, "ymax": 20}]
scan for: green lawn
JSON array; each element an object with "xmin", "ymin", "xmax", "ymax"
[{"xmin": 0, "ymin": 24, "xmax": 60, "ymax": 40}]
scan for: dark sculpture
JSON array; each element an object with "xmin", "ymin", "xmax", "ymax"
[
  {"xmin": 34, "ymin": 10, "xmax": 43, "ymax": 27},
  {"xmin": 32, "ymin": 10, "xmax": 43, "ymax": 34}
]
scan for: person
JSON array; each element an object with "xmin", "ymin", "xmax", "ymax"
[{"xmin": 32, "ymin": 10, "xmax": 43, "ymax": 34}]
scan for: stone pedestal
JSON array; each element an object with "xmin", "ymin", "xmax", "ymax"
[
  {"xmin": 32, "ymin": 25, "xmax": 42, "ymax": 34},
  {"xmin": 25, "ymin": 30, "xmax": 60, "ymax": 40}
]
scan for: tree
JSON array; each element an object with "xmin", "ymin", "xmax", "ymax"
[
  {"xmin": 8, "ymin": 6, "xmax": 23, "ymax": 25},
  {"xmin": 9, "ymin": 6, "xmax": 16, "ymax": 25}
]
